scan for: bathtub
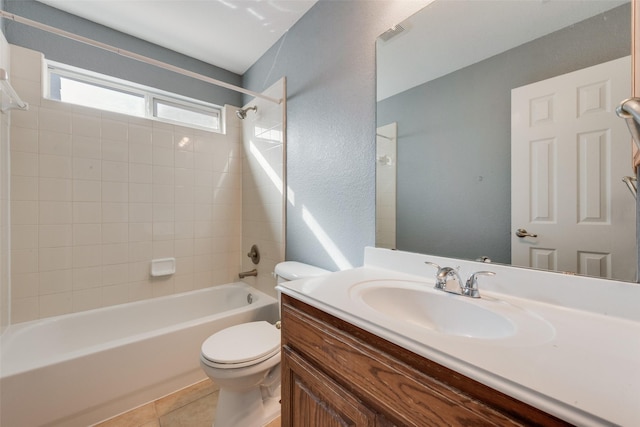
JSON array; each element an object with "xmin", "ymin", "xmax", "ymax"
[{"xmin": 0, "ymin": 282, "xmax": 279, "ymax": 427}]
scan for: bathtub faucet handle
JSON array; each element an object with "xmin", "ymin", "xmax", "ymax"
[{"xmin": 247, "ymin": 244, "xmax": 260, "ymax": 264}]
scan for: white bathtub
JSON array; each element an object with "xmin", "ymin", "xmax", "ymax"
[{"xmin": 0, "ymin": 283, "xmax": 279, "ymax": 427}]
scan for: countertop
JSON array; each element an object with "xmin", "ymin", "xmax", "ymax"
[{"xmin": 277, "ymin": 247, "xmax": 640, "ymax": 427}]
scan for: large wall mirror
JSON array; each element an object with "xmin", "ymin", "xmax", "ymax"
[{"xmin": 376, "ymin": 0, "xmax": 637, "ymax": 282}]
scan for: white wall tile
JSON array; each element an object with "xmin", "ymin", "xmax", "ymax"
[
  {"xmin": 152, "ymin": 146, "xmax": 173, "ymax": 166},
  {"xmin": 129, "ymin": 183, "xmax": 153, "ymax": 203},
  {"xmin": 9, "ymin": 45, "xmax": 255, "ymax": 322},
  {"xmin": 11, "ymin": 175, "xmax": 38, "ymax": 200},
  {"xmin": 73, "ymin": 223, "xmax": 101, "ymax": 246},
  {"xmin": 102, "ymin": 243, "xmax": 129, "ymax": 265},
  {"xmin": 39, "ymin": 269, "xmax": 73, "ymax": 295},
  {"xmin": 73, "ymin": 135, "xmax": 101, "ymax": 159},
  {"xmin": 39, "ymin": 247, "xmax": 73, "ymax": 271},
  {"xmin": 102, "ymin": 223, "xmax": 128, "ymax": 243},
  {"xmin": 39, "ymin": 201, "xmax": 72, "ymax": 224},
  {"xmin": 12, "ymin": 273, "xmax": 39, "ymax": 298},
  {"xmin": 11, "ymin": 225, "xmax": 37, "ymax": 250},
  {"xmin": 39, "ymin": 108, "xmax": 72, "ymax": 134},
  {"xmin": 152, "ymin": 240, "xmax": 174, "ymax": 258},
  {"xmin": 39, "ymin": 292, "xmax": 72, "ymax": 318},
  {"xmin": 73, "ymin": 158, "xmax": 101, "ymax": 181},
  {"xmin": 152, "ymin": 129, "xmax": 173, "ymax": 148},
  {"xmin": 11, "ymin": 151, "xmax": 38, "ymax": 176},
  {"xmin": 11, "ymin": 297, "xmax": 39, "ymax": 323},
  {"xmin": 72, "ymin": 202, "xmax": 101, "ymax": 223},
  {"xmin": 130, "ymin": 163, "xmax": 152, "ymax": 183},
  {"xmin": 152, "ymin": 165, "xmax": 174, "ymax": 185},
  {"xmin": 39, "ymin": 178, "xmax": 72, "ymax": 201},
  {"xmin": 102, "ymin": 181, "xmax": 128, "ymax": 202},
  {"xmin": 39, "ymin": 154, "xmax": 72, "ymax": 178},
  {"xmin": 39, "ymin": 131, "xmax": 72, "ymax": 156},
  {"xmin": 102, "ymin": 141, "xmax": 128, "ymax": 162},
  {"xmin": 129, "ymin": 143, "xmax": 152, "ymax": 164},
  {"xmin": 101, "ymin": 204, "xmax": 128, "ymax": 225},
  {"xmin": 175, "ymin": 149, "xmax": 194, "ymax": 168},
  {"xmin": 152, "ymin": 184, "xmax": 173, "ymax": 203},
  {"xmin": 11, "ymin": 127, "xmax": 39, "ymax": 153},
  {"xmin": 72, "ymin": 288, "xmax": 101, "ymax": 312},
  {"xmin": 72, "ymin": 266, "xmax": 102, "ymax": 290},
  {"xmin": 102, "ymin": 119, "xmax": 128, "ymax": 141},
  {"xmin": 101, "ymin": 282, "xmax": 129, "ymax": 305},
  {"xmin": 39, "ymin": 224, "xmax": 73, "ymax": 248},
  {"xmin": 102, "ymin": 160, "xmax": 128, "ymax": 182},
  {"xmin": 72, "ymin": 113, "xmax": 101, "ymax": 138},
  {"xmin": 129, "ymin": 124, "xmax": 152, "ymax": 145},
  {"xmin": 129, "ymin": 203, "xmax": 152, "ymax": 222},
  {"xmin": 129, "ymin": 222, "xmax": 152, "ymax": 242},
  {"xmin": 128, "ymin": 261, "xmax": 150, "ymax": 282},
  {"xmin": 73, "ymin": 180, "xmax": 101, "ymax": 202},
  {"xmin": 72, "ymin": 244, "xmax": 101, "ymax": 268}
]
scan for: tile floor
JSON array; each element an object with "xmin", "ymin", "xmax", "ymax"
[{"xmin": 93, "ymin": 379, "xmax": 281, "ymax": 427}]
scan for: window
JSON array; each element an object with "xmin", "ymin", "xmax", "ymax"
[{"xmin": 46, "ymin": 61, "xmax": 222, "ymax": 132}]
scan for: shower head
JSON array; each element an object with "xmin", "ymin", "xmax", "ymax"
[{"xmin": 236, "ymin": 105, "xmax": 257, "ymax": 120}]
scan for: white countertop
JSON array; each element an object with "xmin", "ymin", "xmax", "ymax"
[{"xmin": 277, "ymin": 247, "xmax": 640, "ymax": 426}]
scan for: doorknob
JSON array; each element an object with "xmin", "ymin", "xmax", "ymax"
[{"xmin": 515, "ymin": 228, "xmax": 538, "ymax": 238}]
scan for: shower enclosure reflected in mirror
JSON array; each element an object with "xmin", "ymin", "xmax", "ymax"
[{"xmin": 376, "ymin": 0, "xmax": 637, "ymax": 281}]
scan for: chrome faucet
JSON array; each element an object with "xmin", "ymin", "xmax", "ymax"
[
  {"xmin": 425, "ymin": 262, "xmax": 463, "ymax": 294},
  {"xmin": 425, "ymin": 262, "xmax": 495, "ymax": 298}
]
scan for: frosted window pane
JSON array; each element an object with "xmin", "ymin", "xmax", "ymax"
[
  {"xmin": 155, "ymin": 101, "xmax": 219, "ymax": 130},
  {"xmin": 58, "ymin": 76, "xmax": 145, "ymax": 117}
]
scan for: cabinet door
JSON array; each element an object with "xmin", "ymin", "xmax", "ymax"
[{"xmin": 282, "ymin": 346, "xmax": 376, "ymax": 427}]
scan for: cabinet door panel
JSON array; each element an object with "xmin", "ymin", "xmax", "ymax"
[{"xmin": 283, "ymin": 346, "xmax": 375, "ymax": 427}]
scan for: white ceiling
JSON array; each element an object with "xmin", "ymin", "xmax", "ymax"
[{"xmin": 36, "ymin": 0, "xmax": 318, "ymax": 75}]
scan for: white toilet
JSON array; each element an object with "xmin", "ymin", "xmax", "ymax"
[{"xmin": 200, "ymin": 261, "xmax": 330, "ymax": 427}]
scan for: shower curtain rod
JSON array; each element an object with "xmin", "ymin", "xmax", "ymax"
[{"xmin": 0, "ymin": 10, "xmax": 282, "ymax": 105}]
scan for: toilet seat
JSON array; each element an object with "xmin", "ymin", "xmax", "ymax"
[{"xmin": 201, "ymin": 321, "xmax": 280, "ymax": 369}]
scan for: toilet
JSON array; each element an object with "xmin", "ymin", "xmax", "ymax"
[{"xmin": 200, "ymin": 261, "xmax": 330, "ymax": 427}]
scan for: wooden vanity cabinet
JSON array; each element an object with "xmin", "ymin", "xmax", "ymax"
[{"xmin": 280, "ymin": 294, "xmax": 571, "ymax": 427}]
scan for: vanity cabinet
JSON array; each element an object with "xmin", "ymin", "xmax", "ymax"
[{"xmin": 280, "ymin": 294, "xmax": 571, "ymax": 426}]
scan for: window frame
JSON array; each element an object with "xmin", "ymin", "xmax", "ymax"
[{"xmin": 45, "ymin": 60, "xmax": 224, "ymax": 133}]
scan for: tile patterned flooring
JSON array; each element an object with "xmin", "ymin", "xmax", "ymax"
[{"xmin": 93, "ymin": 379, "xmax": 281, "ymax": 427}]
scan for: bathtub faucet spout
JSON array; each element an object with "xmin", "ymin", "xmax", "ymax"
[{"xmin": 239, "ymin": 269, "xmax": 258, "ymax": 279}]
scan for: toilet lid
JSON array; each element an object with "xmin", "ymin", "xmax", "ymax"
[{"xmin": 201, "ymin": 321, "xmax": 280, "ymax": 365}]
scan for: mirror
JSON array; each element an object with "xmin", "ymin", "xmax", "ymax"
[{"xmin": 376, "ymin": 0, "xmax": 636, "ymax": 281}]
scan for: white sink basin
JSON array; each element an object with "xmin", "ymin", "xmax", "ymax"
[{"xmin": 349, "ymin": 280, "xmax": 554, "ymax": 343}]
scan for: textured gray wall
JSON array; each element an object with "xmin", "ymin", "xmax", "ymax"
[
  {"xmin": 377, "ymin": 4, "xmax": 631, "ymax": 264},
  {"xmin": 243, "ymin": 0, "xmax": 430, "ymax": 270},
  {"xmin": 3, "ymin": 0, "xmax": 242, "ymax": 107}
]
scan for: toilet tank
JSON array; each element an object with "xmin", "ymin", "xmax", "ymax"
[{"xmin": 274, "ymin": 261, "xmax": 330, "ymax": 283}]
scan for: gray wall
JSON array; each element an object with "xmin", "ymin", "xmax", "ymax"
[
  {"xmin": 3, "ymin": 0, "xmax": 242, "ymax": 107},
  {"xmin": 243, "ymin": 0, "xmax": 430, "ymax": 270},
  {"xmin": 377, "ymin": 4, "xmax": 631, "ymax": 264}
]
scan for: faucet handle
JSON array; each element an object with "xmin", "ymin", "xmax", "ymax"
[
  {"xmin": 425, "ymin": 261, "xmax": 446, "ymax": 289},
  {"xmin": 424, "ymin": 261, "xmax": 441, "ymax": 270},
  {"xmin": 464, "ymin": 271, "xmax": 496, "ymax": 298}
]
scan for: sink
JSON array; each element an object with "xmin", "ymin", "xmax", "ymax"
[{"xmin": 349, "ymin": 280, "xmax": 554, "ymax": 342}]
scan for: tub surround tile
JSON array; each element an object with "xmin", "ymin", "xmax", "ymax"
[
  {"xmin": 9, "ymin": 45, "xmax": 283, "ymax": 325},
  {"xmin": 11, "ymin": 200, "xmax": 38, "ymax": 225}
]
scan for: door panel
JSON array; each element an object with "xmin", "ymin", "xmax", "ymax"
[{"xmin": 511, "ymin": 56, "xmax": 635, "ymax": 281}]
